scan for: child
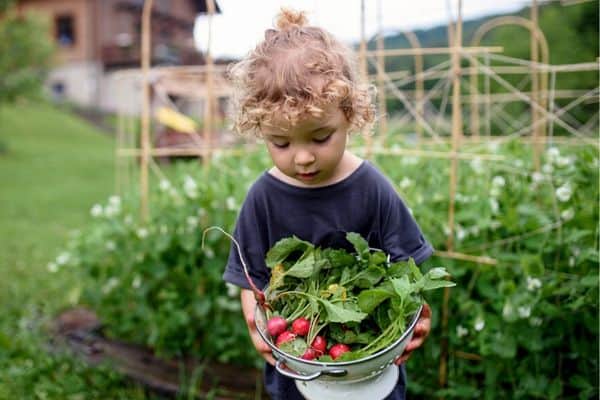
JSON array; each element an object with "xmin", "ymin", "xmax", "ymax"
[{"xmin": 223, "ymin": 8, "xmax": 434, "ymax": 400}]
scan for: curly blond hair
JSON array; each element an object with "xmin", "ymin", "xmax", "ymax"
[{"xmin": 228, "ymin": 8, "xmax": 375, "ymax": 136}]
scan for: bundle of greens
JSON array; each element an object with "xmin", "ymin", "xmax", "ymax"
[{"xmin": 263, "ymin": 232, "xmax": 455, "ymax": 362}]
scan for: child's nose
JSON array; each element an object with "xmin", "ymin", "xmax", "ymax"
[{"xmin": 294, "ymin": 148, "xmax": 316, "ymax": 166}]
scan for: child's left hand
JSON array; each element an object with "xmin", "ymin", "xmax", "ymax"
[{"xmin": 395, "ymin": 302, "xmax": 432, "ymax": 365}]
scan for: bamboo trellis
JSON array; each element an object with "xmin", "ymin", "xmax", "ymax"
[{"xmin": 117, "ymin": 0, "xmax": 599, "ymax": 392}]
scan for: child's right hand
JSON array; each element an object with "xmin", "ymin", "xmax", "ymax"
[{"xmin": 241, "ymin": 289, "xmax": 276, "ymax": 366}]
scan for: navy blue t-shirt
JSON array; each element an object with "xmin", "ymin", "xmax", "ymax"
[{"xmin": 223, "ymin": 160, "xmax": 434, "ymax": 400}]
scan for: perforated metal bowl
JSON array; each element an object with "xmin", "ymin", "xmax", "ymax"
[{"xmin": 255, "ymin": 303, "xmax": 422, "ymax": 383}]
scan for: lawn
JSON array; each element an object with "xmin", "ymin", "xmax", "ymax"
[{"xmin": 0, "ymin": 103, "xmax": 148, "ymax": 398}]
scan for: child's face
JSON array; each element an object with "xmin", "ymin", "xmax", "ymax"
[{"xmin": 262, "ymin": 103, "xmax": 350, "ymax": 187}]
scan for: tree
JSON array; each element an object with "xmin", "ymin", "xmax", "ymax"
[{"xmin": 0, "ymin": 6, "xmax": 55, "ymax": 104}]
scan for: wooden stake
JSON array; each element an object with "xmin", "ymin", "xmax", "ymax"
[
  {"xmin": 440, "ymin": 0, "xmax": 463, "ymax": 392},
  {"xmin": 140, "ymin": 0, "xmax": 153, "ymax": 222},
  {"xmin": 530, "ymin": 0, "xmax": 541, "ymax": 171},
  {"xmin": 203, "ymin": 0, "xmax": 216, "ymax": 169},
  {"xmin": 376, "ymin": 0, "xmax": 387, "ymax": 139}
]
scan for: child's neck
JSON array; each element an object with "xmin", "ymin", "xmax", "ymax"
[{"xmin": 269, "ymin": 151, "xmax": 363, "ymax": 188}]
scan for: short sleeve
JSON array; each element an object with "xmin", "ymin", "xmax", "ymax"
[
  {"xmin": 379, "ymin": 184, "xmax": 434, "ymax": 265},
  {"xmin": 222, "ymin": 189, "xmax": 271, "ymax": 290}
]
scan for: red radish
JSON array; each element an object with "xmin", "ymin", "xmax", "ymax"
[
  {"xmin": 301, "ymin": 348, "xmax": 318, "ymax": 360},
  {"xmin": 311, "ymin": 336, "xmax": 327, "ymax": 354},
  {"xmin": 267, "ymin": 316, "xmax": 287, "ymax": 337},
  {"xmin": 329, "ymin": 343, "xmax": 350, "ymax": 360},
  {"xmin": 291, "ymin": 317, "xmax": 310, "ymax": 336},
  {"xmin": 276, "ymin": 331, "xmax": 296, "ymax": 347}
]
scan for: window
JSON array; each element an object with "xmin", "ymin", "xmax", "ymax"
[{"xmin": 55, "ymin": 15, "xmax": 75, "ymax": 47}]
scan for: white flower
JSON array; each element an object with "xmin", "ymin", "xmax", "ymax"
[
  {"xmin": 205, "ymin": 247, "xmax": 215, "ymax": 259},
  {"xmin": 186, "ymin": 216, "xmax": 198, "ymax": 227},
  {"xmin": 542, "ymin": 164, "xmax": 553, "ymax": 174},
  {"xmin": 456, "ymin": 227, "xmax": 467, "ymax": 241},
  {"xmin": 546, "ymin": 147, "xmax": 560, "ymax": 160},
  {"xmin": 489, "ymin": 198, "xmax": 499, "ymax": 214},
  {"xmin": 526, "ymin": 277, "xmax": 542, "ymax": 291},
  {"xmin": 474, "ymin": 317, "xmax": 485, "ymax": 331},
  {"xmin": 132, "ymin": 275, "xmax": 142, "ymax": 289},
  {"xmin": 108, "ymin": 195, "xmax": 121, "ymax": 207},
  {"xmin": 517, "ymin": 306, "xmax": 531, "ymax": 319},
  {"xmin": 159, "ymin": 180, "xmax": 171, "ymax": 191},
  {"xmin": 514, "ymin": 159, "xmax": 524, "ymax": 168},
  {"xmin": 183, "ymin": 175, "xmax": 198, "ymax": 198},
  {"xmin": 136, "ymin": 228, "xmax": 148, "ymax": 239},
  {"xmin": 530, "ymin": 317, "xmax": 543, "ymax": 327},
  {"xmin": 399, "ymin": 177, "xmax": 413, "ymax": 190},
  {"xmin": 492, "ymin": 176, "xmax": 506, "ymax": 187},
  {"xmin": 561, "ymin": 208, "xmax": 575, "ymax": 221},
  {"xmin": 56, "ymin": 252, "xmax": 71, "ymax": 266},
  {"xmin": 90, "ymin": 204, "xmax": 103, "ymax": 217},
  {"xmin": 556, "ymin": 156, "xmax": 572, "ymax": 167},
  {"xmin": 47, "ymin": 262, "xmax": 58, "ymax": 273},
  {"xmin": 226, "ymin": 196, "xmax": 237, "ymax": 211},
  {"xmin": 502, "ymin": 302, "xmax": 514, "ymax": 318},
  {"xmin": 470, "ymin": 157, "xmax": 484, "ymax": 174},
  {"xmin": 487, "ymin": 141, "xmax": 499, "ymax": 153},
  {"xmin": 531, "ymin": 172, "xmax": 544, "ymax": 184},
  {"xmin": 442, "ymin": 225, "xmax": 451, "ymax": 236},
  {"xmin": 102, "ymin": 277, "xmax": 120, "ymax": 294},
  {"xmin": 555, "ymin": 184, "xmax": 572, "ymax": 202},
  {"xmin": 106, "ymin": 241, "xmax": 116, "ymax": 251},
  {"xmin": 569, "ymin": 256, "xmax": 575, "ymax": 268},
  {"xmin": 226, "ymin": 283, "xmax": 240, "ymax": 298},
  {"xmin": 456, "ymin": 325, "xmax": 468, "ymax": 338}
]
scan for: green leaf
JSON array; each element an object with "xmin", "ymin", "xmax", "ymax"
[
  {"xmin": 355, "ymin": 265, "xmax": 386, "ymax": 288},
  {"xmin": 421, "ymin": 279, "xmax": 456, "ymax": 291},
  {"xmin": 279, "ymin": 337, "xmax": 308, "ymax": 357},
  {"xmin": 391, "ymin": 276, "xmax": 412, "ymax": 299},
  {"xmin": 285, "ymin": 250, "xmax": 317, "ymax": 278},
  {"xmin": 357, "ymin": 289, "xmax": 393, "ymax": 313},
  {"xmin": 346, "ymin": 232, "xmax": 369, "ymax": 257},
  {"xmin": 319, "ymin": 299, "xmax": 368, "ymax": 323},
  {"xmin": 265, "ymin": 236, "xmax": 312, "ymax": 268},
  {"xmin": 426, "ymin": 267, "xmax": 451, "ymax": 279}
]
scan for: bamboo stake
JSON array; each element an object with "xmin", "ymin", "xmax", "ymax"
[
  {"xmin": 530, "ymin": 0, "xmax": 541, "ymax": 171},
  {"xmin": 359, "ymin": 0, "xmax": 372, "ymax": 159},
  {"xmin": 440, "ymin": 0, "xmax": 462, "ymax": 392},
  {"xmin": 202, "ymin": 0, "xmax": 216, "ymax": 169},
  {"xmin": 376, "ymin": 0, "xmax": 387, "ymax": 140},
  {"xmin": 365, "ymin": 45, "xmax": 502, "ymax": 57},
  {"xmin": 140, "ymin": 0, "xmax": 153, "ymax": 222}
]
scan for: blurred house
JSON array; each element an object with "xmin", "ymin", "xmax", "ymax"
[{"xmin": 16, "ymin": 0, "xmax": 221, "ymax": 113}]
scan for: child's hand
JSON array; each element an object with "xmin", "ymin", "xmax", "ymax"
[
  {"xmin": 241, "ymin": 289, "xmax": 276, "ymax": 366},
  {"xmin": 395, "ymin": 302, "xmax": 432, "ymax": 365}
]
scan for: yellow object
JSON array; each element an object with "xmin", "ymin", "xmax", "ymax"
[{"xmin": 155, "ymin": 107, "xmax": 198, "ymax": 134}]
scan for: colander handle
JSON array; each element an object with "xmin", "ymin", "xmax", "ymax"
[{"xmin": 275, "ymin": 359, "xmax": 347, "ymax": 381}]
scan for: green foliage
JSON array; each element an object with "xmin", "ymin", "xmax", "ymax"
[
  {"xmin": 49, "ymin": 134, "xmax": 598, "ymax": 398},
  {"xmin": 0, "ymin": 8, "xmax": 55, "ymax": 104}
]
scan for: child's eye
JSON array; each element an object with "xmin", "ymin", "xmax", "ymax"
[
  {"xmin": 272, "ymin": 141, "xmax": 289, "ymax": 149},
  {"xmin": 313, "ymin": 134, "xmax": 332, "ymax": 144}
]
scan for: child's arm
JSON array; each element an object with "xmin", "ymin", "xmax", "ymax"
[
  {"xmin": 240, "ymin": 288, "xmax": 276, "ymax": 366},
  {"xmin": 395, "ymin": 302, "xmax": 432, "ymax": 365}
]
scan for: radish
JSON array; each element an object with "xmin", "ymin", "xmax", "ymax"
[
  {"xmin": 301, "ymin": 348, "xmax": 318, "ymax": 360},
  {"xmin": 267, "ymin": 316, "xmax": 287, "ymax": 337},
  {"xmin": 311, "ymin": 336, "xmax": 327, "ymax": 354},
  {"xmin": 291, "ymin": 317, "xmax": 310, "ymax": 336},
  {"xmin": 276, "ymin": 331, "xmax": 296, "ymax": 347},
  {"xmin": 329, "ymin": 343, "xmax": 350, "ymax": 360}
]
